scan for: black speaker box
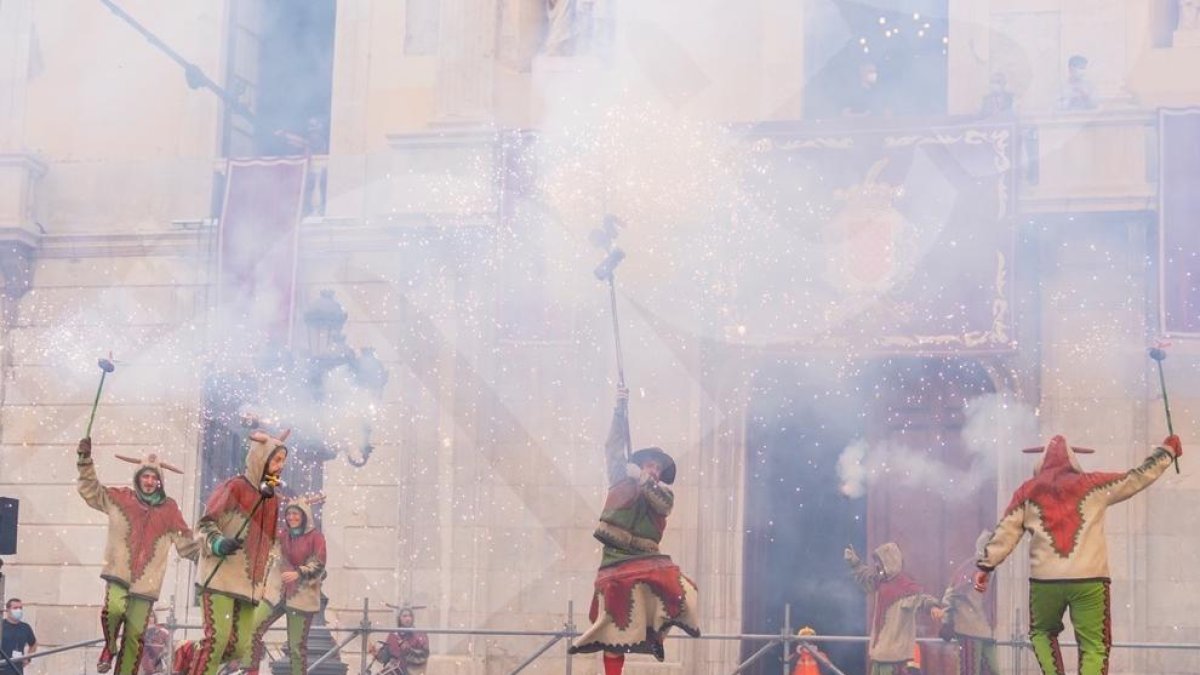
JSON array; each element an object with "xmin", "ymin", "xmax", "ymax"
[{"xmin": 0, "ymin": 497, "xmax": 18, "ymax": 555}]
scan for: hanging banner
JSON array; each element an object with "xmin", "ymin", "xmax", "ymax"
[
  {"xmin": 733, "ymin": 121, "xmax": 1017, "ymax": 353},
  {"xmin": 217, "ymin": 157, "xmax": 309, "ymax": 345}
]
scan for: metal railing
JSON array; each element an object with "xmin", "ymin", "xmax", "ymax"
[{"xmin": 13, "ymin": 597, "xmax": 1200, "ymax": 675}]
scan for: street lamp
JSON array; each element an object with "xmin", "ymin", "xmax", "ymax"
[{"xmin": 304, "ymin": 289, "xmax": 347, "ymax": 360}]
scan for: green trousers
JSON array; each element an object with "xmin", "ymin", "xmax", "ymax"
[
  {"xmin": 1029, "ymin": 579, "xmax": 1111, "ymax": 675},
  {"xmin": 100, "ymin": 582, "xmax": 154, "ymax": 675},
  {"xmin": 188, "ymin": 592, "xmax": 258, "ymax": 675},
  {"xmin": 247, "ymin": 601, "xmax": 313, "ymax": 675}
]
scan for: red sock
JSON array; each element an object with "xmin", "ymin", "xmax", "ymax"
[{"xmin": 603, "ymin": 651, "xmax": 625, "ymax": 675}]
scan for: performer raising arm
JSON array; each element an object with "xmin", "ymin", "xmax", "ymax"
[
  {"xmin": 568, "ymin": 387, "xmax": 700, "ymax": 674},
  {"xmin": 844, "ymin": 542, "xmax": 940, "ymax": 675},
  {"xmin": 974, "ymin": 435, "xmax": 1182, "ymax": 675},
  {"xmin": 76, "ymin": 437, "xmax": 198, "ymax": 675}
]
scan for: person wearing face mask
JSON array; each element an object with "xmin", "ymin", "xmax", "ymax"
[
  {"xmin": 76, "ymin": 437, "xmax": 198, "ymax": 675},
  {"xmin": 567, "ymin": 387, "xmax": 700, "ymax": 675},
  {"xmin": 189, "ymin": 429, "xmax": 289, "ymax": 675},
  {"xmin": 244, "ymin": 494, "xmax": 327, "ymax": 675},
  {"xmin": 1, "ymin": 599, "xmax": 35, "ymax": 675},
  {"xmin": 844, "ymin": 543, "xmax": 941, "ymax": 675}
]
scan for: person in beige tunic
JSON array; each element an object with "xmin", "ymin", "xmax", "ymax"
[
  {"xmin": 76, "ymin": 437, "xmax": 198, "ymax": 675},
  {"xmin": 189, "ymin": 429, "xmax": 289, "ymax": 675},
  {"xmin": 844, "ymin": 542, "xmax": 940, "ymax": 675},
  {"xmin": 244, "ymin": 495, "xmax": 327, "ymax": 675}
]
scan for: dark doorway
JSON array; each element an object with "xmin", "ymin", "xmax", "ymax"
[
  {"xmin": 743, "ymin": 356, "xmax": 999, "ymax": 675},
  {"xmin": 803, "ymin": 0, "xmax": 949, "ymax": 119},
  {"xmin": 862, "ymin": 357, "xmax": 998, "ymax": 674},
  {"xmin": 743, "ymin": 362, "xmax": 869, "ymax": 675}
]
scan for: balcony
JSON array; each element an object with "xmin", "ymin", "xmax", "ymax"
[{"xmin": 1017, "ymin": 109, "xmax": 1157, "ymax": 213}]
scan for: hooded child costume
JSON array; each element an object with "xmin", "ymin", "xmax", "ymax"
[
  {"xmin": 845, "ymin": 542, "xmax": 940, "ymax": 675},
  {"xmin": 941, "ymin": 532, "xmax": 998, "ymax": 675},
  {"xmin": 246, "ymin": 494, "xmax": 327, "ymax": 675}
]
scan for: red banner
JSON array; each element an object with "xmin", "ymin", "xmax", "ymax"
[
  {"xmin": 1159, "ymin": 109, "xmax": 1200, "ymax": 337},
  {"xmin": 217, "ymin": 158, "xmax": 308, "ymax": 344}
]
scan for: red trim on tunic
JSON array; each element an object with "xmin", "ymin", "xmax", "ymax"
[
  {"xmin": 105, "ymin": 488, "xmax": 190, "ymax": 582},
  {"xmin": 588, "ymin": 556, "xmax": 690, "ymax": 630},
  {"xmin": 873, "ymin": 572, "xmax": 923, "ymax": 636},
  {"xmin": 203, "ymin": 477, "xmax": 280, "ymax": 583},
  {"xmin": 1004, "ymin": 438, "xmax": 1122, "ymax": 558},
  {"xmin": 280, "ymin": 528, "xmax": 327, "ymax": 598}
]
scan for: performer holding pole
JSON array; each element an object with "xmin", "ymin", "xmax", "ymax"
[
  {"xmin": 1148, "ymin": 346, "xmax": 1181, "ymax": 473},
  {"xmin": 189, "ymin": 429, "xmax": 289, "ymax": 675},
  {"xmin": 591, "ymin": 214, "xmax": 632, "ymax": 456},
  {"xmin": 974, "ymin": 434, "xmax": 1181, "ymax": 675},
  {"xmin": 571, "ymin": 221, "xmax": 700, "ymax": 673},
  {"xmin": 76, "ymin": 437, "xmax": 198, "ymax": 675},
  {"xmin": 85, "ymin": 356, "xmax": 116, "ymax": 438}
]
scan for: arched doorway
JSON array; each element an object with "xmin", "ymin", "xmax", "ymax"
[{"xmin": 742, "ymin": 356, "xmax": 1000, "ymax": 675}]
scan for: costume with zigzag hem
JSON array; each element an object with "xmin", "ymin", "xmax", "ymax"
[
  {"xmin": 77, "ymin": 440, "xmax": 198, "ymax": 675},
  {"xmin": 978, "ymin": 436, "xmax": 1175, "ymax": 675},
  {"xmin": 189, "ymin": 430, "xmax": 287, "ymax": 675},
  {"xmin": 568, "ymin": 404, "xmax": 699, "ymax": 663},
  {"xmin": 246, "ymin": 497, "xmax": 327, "ymax": 675}
]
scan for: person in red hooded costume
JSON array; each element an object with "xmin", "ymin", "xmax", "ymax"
[
  {"xmin": 844, "ymin": 542, "xmax": 940, "ymax": 675},
  {"xmin": 974, "ymin": 435, "xmax": 1182, "ymax": 675}
]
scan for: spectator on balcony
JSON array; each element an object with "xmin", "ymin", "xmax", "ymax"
[
  {"xmin": 1058, "ymin": 55, "xmax": 1096, "ymax": 111},
  {"xmin": 1181, "ymin": 0, "xmax": 1200, "ymax": 31},
  {"xmin": 979, "ymin": 73, "xmax": 1014, "ymax": 116},
  {"xmin": 271, "ymin": 116, "xmax": 328, "ymax": 217},
  {"xmin": 843, "ymin": 61, "xmax": 889, "ymax": 118}
]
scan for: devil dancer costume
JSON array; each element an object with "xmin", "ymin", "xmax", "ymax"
[
  {"xmin": 245, "ymin": 495, "xmax": 327, "ymax": 675},
  {"xmin": 845, "ymin": 542, "xmax": 939, "ymax": 675},
  {"xmin": 189, "ymin": 429, "xmax": 288, "ymax": 675},
  {"xmin": 76, "ymin": 437, "xmax": 198, "ymax": 675},
  {"xmin": 568, "ymin": 393, "xmax": 699, "ymax": 674},
  {"xmin": 940, "ymin": 532, "xmax": 999, "ymax": 675},
  {"xmin": 976, "ymin": 435, "xmax": 1181, "ymax": 675}
]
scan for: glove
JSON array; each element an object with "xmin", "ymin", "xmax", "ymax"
[
  {"xmin": 843, "ymin": 546, "xmax": 860, "ymax": 564},
  {"xmin": 973, "ymin": 570, "xmax": 990, "ymax": 593},
  {"xmin": 77, "ymin": 437, "xmax": 92, "ymax": 458},
  {"xmin": 1163, "ymin": 435, "xmax": 1183, "ymax": 458},
  {"xmin": 213, "ymin": 537, "xmax": 242, "ymax": 557}
]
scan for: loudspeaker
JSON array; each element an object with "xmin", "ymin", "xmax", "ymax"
[{"xmin": 0, "ymin": 497, "xmax": 17, "ymax": 555}]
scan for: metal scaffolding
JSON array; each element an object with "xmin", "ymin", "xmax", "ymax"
[{"xmin": 10, "ymin": 597, "xmax": 1200, "ymax": 674}]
